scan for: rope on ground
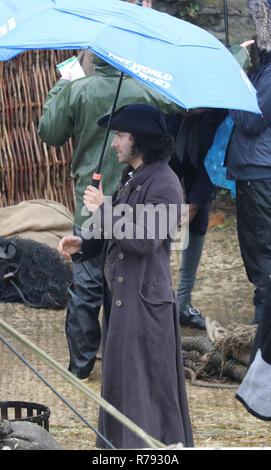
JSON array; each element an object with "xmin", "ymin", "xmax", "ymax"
[
  {"xmin": 184, "ymin": 367, "xmax": 238, "ymax": 389},
  {"xmin": 0, "ymin": 318, "xmax": 167, "ymax": 450},
  {"xmin": 182, "ymin": 317, "xmax": 257, "ymax": 390}
]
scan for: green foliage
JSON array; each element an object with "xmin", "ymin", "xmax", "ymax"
[
  {"xmin": 219, "ymin": 189, "xmax": 230, "ymax": 196},
  {"xmin": 211, "ymin": 219, "xmax": 236, "ymax": 231},
  {"xmin": 179, "ymin": 1, "xmax": 200, "ymax": 21}
]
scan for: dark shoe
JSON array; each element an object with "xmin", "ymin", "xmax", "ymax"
[
  {"xmin": 179, "ymin": 303, "xmax": 206, "ymax": 330},
  {"xmin": 80, "ymin": 370, "xmax": 94, "ymax": 384}
]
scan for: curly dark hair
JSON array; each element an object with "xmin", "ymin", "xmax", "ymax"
[{"xmin": 131, "ymin": 133, "xmax": 175, "ymax": 165}]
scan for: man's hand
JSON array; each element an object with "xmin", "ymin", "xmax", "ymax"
[
  {"xmin": 179, "ymin": 203, "xmax": 199, "ymax": 226},
  {"xmin": 189, "ymin": 203, "xmax": 199, "ymax": 222},
  {"xmin": 240, "ymin": 39, "xmax": 255, "ymax": 49},
  {"xmin": 58, "ymin": 236, "xmax": 82, "ymax": 259},
  {"xmin": 84, "ymin": 183, "xmax": 104, "ymax": 213}
]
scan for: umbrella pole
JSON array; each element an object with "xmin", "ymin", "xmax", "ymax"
[
  {"xmin": 224, "ymin": 0, "xmax": 230, "ymax": 48},
  {"xmin": 92, "ymin": 0, "xmax": 143, "ymax": 188},
  {"xmin": 91, "ymin": 72, "xmax": 124, "ymax": 188}
]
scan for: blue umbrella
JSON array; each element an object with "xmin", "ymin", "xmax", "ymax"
[
  {"xmin": 0, "ymin": 0, "xmax": 54, "ymax": 60},
  {"xmin": 0, "ymin": 0, "xmax": 260, "ymax": 114}
]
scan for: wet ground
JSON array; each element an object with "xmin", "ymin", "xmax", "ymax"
[{"xmin": 1, "ymin": 196, "xmax": 271, "ymax": 449}]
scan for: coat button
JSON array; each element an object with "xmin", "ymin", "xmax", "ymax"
[
  {"xmin": 116, "ymin": 300, "xmax": 122, "ymax": 307},
  {"xmin": 136, "ymin": 185, "xmax": 141, "ymax": 191},
  {"xmin": 117, "ymin": 276, "xmax": 124, "ymax": 283},
  {"xmin": 118, "ymin": 253, "xmax": 124, "ymax": 260}
]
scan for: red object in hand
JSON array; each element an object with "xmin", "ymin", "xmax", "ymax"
[{"xmin": 91, "ymin": 173, "xmax": 101, "ymax": 189}]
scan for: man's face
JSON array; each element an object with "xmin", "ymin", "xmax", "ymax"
[
  {"xmin": 111, "ymin": 130, "xmax": 143, "ymax": 169},
  {"xmin": 111, "ymin": 131, "xmax": 135, "ymax": 165}
]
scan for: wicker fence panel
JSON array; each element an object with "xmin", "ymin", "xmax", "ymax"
[{"xmin": 0, "ymin": 50, "xmax": 76, "ymax": 213}]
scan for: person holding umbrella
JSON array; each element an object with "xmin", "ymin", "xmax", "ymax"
[
  {"xmin": 226, "ymin": 0, "xmax": 271, "ymax": 421},
  {"xmin": 58, "ymin": 103, "xmax": 194, "ymax": 449},
  {"xmin": 38, "ymin": 0, "xmax": 182, "ymax": 383},
  {"xmin": 225, "ymin": 0, "xmax": 271, "ymax": 326}
]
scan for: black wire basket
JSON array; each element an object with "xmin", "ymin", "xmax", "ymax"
[{"xmin": 0, "ymin": 401, "xmax": 50, "ymax": 431}]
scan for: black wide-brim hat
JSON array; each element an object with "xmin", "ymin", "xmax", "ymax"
[{"xmin": 98, "ymin": 104, "xmax": 168, "ymax": 136}]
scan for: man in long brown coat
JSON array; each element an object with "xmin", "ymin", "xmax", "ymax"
[{"xmin": 58, "ymin": 104, "xmax": 194, "ymax": 449}]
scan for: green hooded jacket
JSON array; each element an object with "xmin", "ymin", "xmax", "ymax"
[{"xmin": 38, "ymin": 57, "xmax": 181, "ymax": 229}]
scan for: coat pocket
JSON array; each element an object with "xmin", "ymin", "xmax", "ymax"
[{"xmin": 139, "ymin": 282, "xmax": 175, "ymax": 305}]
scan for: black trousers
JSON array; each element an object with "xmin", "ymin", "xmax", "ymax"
[
  {"xmin": 65, "ymin": 229, "xmax": 103, "ymax": 379},
  {"xmin": 178, "ymin": 167, "xmax": 211, "ymax": 236},
  {"xmin": 236, "ymin": 180, "xmax": 271, "ymax": 322}
]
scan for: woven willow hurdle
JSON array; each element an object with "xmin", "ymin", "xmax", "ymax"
[{"xmin": 0, "ymin": 50, "xmax": 77, "ymax": 213}]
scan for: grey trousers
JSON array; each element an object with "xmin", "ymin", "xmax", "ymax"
[{"xmin": 177, "ymin": 231, "xmax": 205, "ymax": 311}]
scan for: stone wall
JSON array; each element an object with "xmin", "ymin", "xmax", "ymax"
[{"xmin": 152, "ymin": 0, "xmax": 256, "ymax": 46}]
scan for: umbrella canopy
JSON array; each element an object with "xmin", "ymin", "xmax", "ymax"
[
  {"xmin": 0, "ymin": 0, "xmax": 260, "ymax": 113},
  {"xmin": 0, "ymin": 0, "xmax": 54, "ymax": 60}
]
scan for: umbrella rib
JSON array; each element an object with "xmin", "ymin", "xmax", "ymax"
[{"xmin": 54, "ymin": 8, "xmax": 221, "ymax": 49}]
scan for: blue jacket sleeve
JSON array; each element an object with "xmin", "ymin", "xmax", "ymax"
[{"xmin": 230, "ymin": 66, "xmax": 271, "ymax": 135}]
